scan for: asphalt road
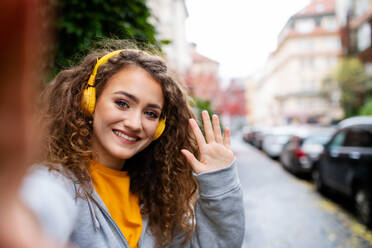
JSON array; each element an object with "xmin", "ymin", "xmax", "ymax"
[{"xmin": 231, "ymin": 134, "xmax": 372, "ymax": 248}]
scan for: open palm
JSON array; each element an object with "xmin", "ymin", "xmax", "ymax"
[{"xmin": 181, "ymin": 111, "xmax": 235, "ymax": 174}]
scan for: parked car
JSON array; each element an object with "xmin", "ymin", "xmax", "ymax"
[
  {"xmin": 262, "ymin": 126, "xmax": 302, "ymax": 158},
  {"xmin": 302, "ymin": 133, "xmax": 334, "ymax": 163},
  {"xmin": 280, "ymin": 130, "xmax": 334, "ymax": 175},
  {"xmin": 242, "ymin": 126, "xmax": 254, "ymax": 143},
  {"xmin": 246, "ymin": 127, "xmax": 270, "ymax": 149},
  {"xmin": 312, "ymin": 116, "xmax": 372, "ymax": 226},
  {"xmin": 251, "ymin": 130, "xmax": 266, "ymax": 149}
]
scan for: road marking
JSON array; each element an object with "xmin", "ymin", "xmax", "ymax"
[
  {"xmin": 318, "ymin": 199, "xmax": 372, "ymax": 246},
  {"xmin": 318, "ymin": 199, "xmax": 338, "ymax": 214}
]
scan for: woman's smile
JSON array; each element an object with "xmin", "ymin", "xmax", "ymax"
[{"xmin": 113, "ymin": 129, "xmax": 139, "ymax": 142}]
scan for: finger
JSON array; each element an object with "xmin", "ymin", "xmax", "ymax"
[
  {"xmin": 223, "ymin": 127, "xmax": 231, "ymax": 149},
  {"xmin": 189, "ymin": 118, "xmax": 206, "ymax": 148},
  {"xmin": 181, "ymin": 149, "xmax": 204, "ymax": 174},
  {"xmin": 202, "ymin": 110, "xmax": 215, "ymax": 143},
  {"xmin": 212, "ymin": 114, "xmax": 223, "ymax": 143}
]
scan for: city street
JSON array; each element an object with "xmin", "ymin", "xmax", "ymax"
[{"xmin": 231, "ymin": 134, "xmax": 372, "ymax": 248}]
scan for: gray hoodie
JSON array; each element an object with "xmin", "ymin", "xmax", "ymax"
[{"xmin": 21, "ymin": 161, "xmax": 245, "ymax": 248}]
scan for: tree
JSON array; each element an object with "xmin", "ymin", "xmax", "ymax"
[
  {"xmin": 334, "ymin": 57, "xmax": 370, "ymax": 117},
  {"xmin": 190, "ymin": 96, "xmax": 225, "ymax": 133},
  {"xmin": 52, "ymin": 0, "xmax": 158, "ymax": 72},
  {"xmin": 359, "ymin": 97, "xmax": 372, "ymax": 115}
]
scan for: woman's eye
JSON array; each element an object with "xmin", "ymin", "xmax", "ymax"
[
  {"xmin": 115, "ymin": 100, "xmax": 129, "ymax": 109},
  {"xmin": 145, "ymin": 111, "xmax": 159, "ymax": 119}
]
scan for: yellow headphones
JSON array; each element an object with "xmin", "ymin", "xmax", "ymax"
[{"xmin": 81, "ymin": 50, "xmax": 166, "ymax": 140}]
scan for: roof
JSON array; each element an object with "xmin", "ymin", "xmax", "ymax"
[
  {"xmin": 338, "ymin": 116, "xmax": 372, "ymax": 129},
  {"xmin": 190, "ymin": 45, "xmax": 219, "ymax": 64},
  {"xmin": 192, "ymin": 52, "xmax": 218, "ymax": 63},
  {"xmin": 274, "ymin": 0, "xmax": 338, "ymax": 54},
  {"xmin": 295, "ymin": 0, "xmax": 335, "ymax": 17}
]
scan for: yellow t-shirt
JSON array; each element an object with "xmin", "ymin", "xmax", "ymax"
[{"xmin": 89, "ymin": 161, "xmax": 142, "ymax": 248}]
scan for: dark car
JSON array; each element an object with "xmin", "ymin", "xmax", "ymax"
[
  {"xmin": 251, "ymin": 130, "xmax": 265, "ymax": 149},
  {"xmin": 242, "ymin": 126, "xmax": 254, "ymax": 143},
  {"xmin": 312, "ymin": 116, "xmax": 372, "ymax": 226},
  {"xmin": 280, "ymin": 132, "xmax": 333, "ymax": 175},
  {"xmin": 244, "ymin": 127, "xmax": 270, "ymax": 149}
]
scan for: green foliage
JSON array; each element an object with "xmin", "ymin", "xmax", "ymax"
[
  {"xmin": 359, "ymin": 97, "xmax": 372, "ymax": 115},
  {"xmin": 335, "ymin": 57, "xmax": 366, "ymax": 84},
  {"xmin": 53, "ymin": 0, "xmax": 158, "ymax": 71},
  {"xmin": 334, "ymin": 57, "xmax": 369, "ymax": 117},
  {"xmin": 190, "ymin": 96, "xmax": 224, "ymax": 132},
  {"xmin": 191, "ymin": 97, "xmax": 214, "ymax": 119}
]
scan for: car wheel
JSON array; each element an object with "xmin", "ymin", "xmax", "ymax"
[
  {"xmin": 355, "ymin": 187, "xmax": 372, "ymax": 226},
  {"xmin": 312, "ymin": 167, "xmax": 326, "ymax": 194}
]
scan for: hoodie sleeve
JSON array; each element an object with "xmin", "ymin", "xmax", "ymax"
[
  {"xmin": 171, "ymin": 160, "xmax": 245, "ymax": 248},
  {"xmin": 20, "ymin": 166, "xmax": 78, "ymax": 244}
]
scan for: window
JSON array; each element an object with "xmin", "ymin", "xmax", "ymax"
[
  {"xmin": 296, "ymin": 19, "xmax": 315, "ymax": 33},
  {"xmin": 357, "ymin": 23, "xmax": 371, "ymax": 52},
  {"xmin": 329, "ymin": 131, "xmax": 346, "ymax": 148},
  {"xmin": 354, "ymin": 0, "xmax": 370, "ymax": 17},
  {"xmin": 321, "ymin": 17, "xmax": 338, "ymax": 31},
  {"xmin": 343, "ymin": 127, "xmax": 372, "ymax": 147},
  {"xmin": 298, "ymin": 40, "xmax": 314, "ymax": 50},
  {"xmin": 324, "ymin": 37, "xmax": 341, "ymax": 50}
]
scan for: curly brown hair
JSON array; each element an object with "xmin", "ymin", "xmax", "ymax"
[{"xmin": 40, "ymin": 46, "xmax": 199, "ymax": 246}]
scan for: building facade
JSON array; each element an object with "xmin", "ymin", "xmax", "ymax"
[
  {"xmin": 337, "ymin": 0, "xmax": 372, "ymax": 66},
  {"xmin": 147, "ymin": 0, "xmax": 191, "ymax": 76},
  {"xmin": 218, "ymin": 79, "xmax": 247, "ymax": 133},
  {"xmin": 252, "ymin": 0, "xmax": 344, "ymax": 126},
  {"xmin": 184, "ymin": 44, "xmax": 222, "ymax": 110}
]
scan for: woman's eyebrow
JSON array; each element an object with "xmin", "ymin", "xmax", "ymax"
[
  {"xmin": 114, "ymin": 91, "xmax": 138, "ymax": 103},
  {"xmin": 147, "ymin": 104, "xmax": 162, "ymax": 110},
  {"xmin": 114, "ymin": 91, "xmax": 162, "ymax": 110}
]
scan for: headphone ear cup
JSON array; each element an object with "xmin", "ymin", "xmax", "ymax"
[
  {"xmin": 81, "ymin": 86, "xmax": 96, "ymax": 116},
  {"xmin": 153, "ymin": 118, "xmax": 166, "ymax": 141}
]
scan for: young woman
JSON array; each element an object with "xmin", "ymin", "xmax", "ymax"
[{"xmin": 21, "ymin": 47, "xmax": 245, "ymax": 248}]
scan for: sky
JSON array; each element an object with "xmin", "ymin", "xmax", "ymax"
[{"xmin": 185, "ymin": 0, "xmax": 311, "ymax": 80}]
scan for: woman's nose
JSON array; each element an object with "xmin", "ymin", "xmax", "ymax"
[{"xmin": 124, "ymin": 110, "xmax": 142, "ymax": 131}]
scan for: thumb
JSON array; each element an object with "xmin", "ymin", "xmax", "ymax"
[{"xmin": 181, "ymin": 149, "xmax": 204, "ymax": 174}]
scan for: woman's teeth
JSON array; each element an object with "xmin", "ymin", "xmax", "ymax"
[{"xmin": 114, "ymin": 130, "xmax": 137, "ymax": 141}]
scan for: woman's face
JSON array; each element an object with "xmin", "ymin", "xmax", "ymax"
[{"xmin": 91, "ymin": 65, "xmax": 164, "ymax": 169}]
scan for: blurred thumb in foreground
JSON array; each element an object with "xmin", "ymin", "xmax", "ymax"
[{"xmin": 0, "ymin": 0, "xmax": 61, "ymax": 247}]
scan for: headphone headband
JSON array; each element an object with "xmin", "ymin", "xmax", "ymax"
[{"xmin": 87, "ymin": 50, "xmax": 124, "ymax": 87}]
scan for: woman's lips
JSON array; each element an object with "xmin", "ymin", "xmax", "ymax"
[{"xmin": 113, "ymin": 129, "xmax": 139, "ymax": 142}]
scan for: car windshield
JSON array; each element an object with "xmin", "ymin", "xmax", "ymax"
[
  {"xmin": 275, "ymin": 135, "xmax": 291, "ymax": 144},
  {"xmin": 303, "ymin": 135, "xmax": 331, "ymax": 145}
]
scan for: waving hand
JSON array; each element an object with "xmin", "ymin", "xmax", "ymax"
[{"xmin": 181, "ymin": 111, "xmax": 235, "ymax": 174}]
